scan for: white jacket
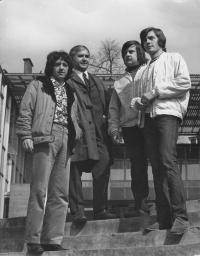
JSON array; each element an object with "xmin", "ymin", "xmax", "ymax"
[
  {"xmin": 108, "ymin": 72, "xmax": 140, "ymax": 135},
  {"xmin": 133, "ymin": 52, "xmax": 191, "ymax": 120}
]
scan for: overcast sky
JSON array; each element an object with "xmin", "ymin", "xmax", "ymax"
[{"xmin": 0, "ymin": 0, "xmax": 200, "ymax": 74}]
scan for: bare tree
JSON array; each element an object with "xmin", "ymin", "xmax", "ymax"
[{"xmin": 89, "ymin": 39, "xmax": 124, "ymax": 75}]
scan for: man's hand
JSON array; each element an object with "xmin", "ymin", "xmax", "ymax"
[
  {"xmin": 135, "ymin": 98, "xmax": 148, "ymax": 111},
  {"xmin": 22, "ymin": 139, "xmax": 34, "ymax": 153},
  {"xmin": 141, "ymin": 91, "xmax": 155, "ymax": 106},
  {"xmin": 112, "ymin": 131, "xmax": 123, "ymax": 145}
]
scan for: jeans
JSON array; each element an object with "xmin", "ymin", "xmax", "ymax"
[
  {"xmin": 25, "ymin": 123, "xmax": 71, "ymax": 244},
  {"xmin": 122, "ymin": 126, "xmax": 149, "ymax": 212},
  {"xmin": 144, "ymin": 114, "xmax": 188, "ymax": 225}
]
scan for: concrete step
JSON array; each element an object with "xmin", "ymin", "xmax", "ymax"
[
  {"xmin": 2, "ymin": 228, "xmax": 200, "ymax": 254},
  {"xmin": 62, "ymin": 228, "xmax": 200, "ymax": 250},
  {"xmin": 3, "ymin": 227, "xmax": 200, "ymax": 252},
  {"xmin": 1, "ymin": 243, "xmax": 200, "ymax": 256},
  {"xmin": 66, "ymin": 200, "xmax": 200, "ymax": 222},
  {"xmin": 0, "ymin": 217, "xmax": 25, "ymax": 228},
  {"xmin": 65, "ymin": 210, "xmax": 200, "ymax": 237},
  {"xmin": 1, "ymin": 199, "xmax": 200, "ymax": 228},
  {"xmin": 1, "ymin": 212, "xmax": 200, "ymax": 253},
  {"xmin": 1, "ymin": 210, "xmax": 200, "ymax": 238},
  {"xmin": 65, "ymin": 215, "xmax": 157, "ymax": 237},
  {"xmin": 1, "ymin": 200, "xmax": 199, "ymax": 225},
  {"xmin": 1, "ymin": 202, "xmax": 200, "ymax": 254},
  {"xmin": 62, "ymin": 227, "xmax": 200, "ymax": 250}
]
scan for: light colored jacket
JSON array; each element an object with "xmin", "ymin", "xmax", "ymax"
[
  {"xmin": 132, "ymin": 52, "xmax": 191, "ymax": 120},
  {"xmin": 16, "ymin": 77, "xmax": 82, "ymax": 152},
  {"xmin": 108, "ymin": 72, "xmax": 140, "ymax": 135}
]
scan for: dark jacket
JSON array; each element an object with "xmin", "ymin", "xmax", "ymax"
[
  {"xmin": 16, "ymin": 76, "xmax": 82, "ymax": 153},
  {"xmin": 67, "ymin": 72, "xmax": 112, "ymax": 162}
]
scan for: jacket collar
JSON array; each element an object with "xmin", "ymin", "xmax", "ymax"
[
  {"xmin": 69, "ymin": 72, "xmax": 105, "ymax": 108},
  {"xmin": 89, "ymin": 73, "xmax": 102, "ymax": 92},
  {"xmin": 73, "ymin": 69, "xmax": 89, "ymax": 80},
  {"xmin": 37, "ymin": 76, "xmax": 55, "ymax": 100},
  {"xmin": 37, "ymin": 75, "xmax": 74, "ymax": 102},
  {"xmin": 71, "ymin": 72, "xmax": 87, "ymax": 88},
  {"xmin": 70, "ymin": 71, "xmax": 98, "ymax": 92}
]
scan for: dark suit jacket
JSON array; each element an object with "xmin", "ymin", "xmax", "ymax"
[{"xmin": 67, "ymin": 72, "xmax": 109, "ymax": 162}]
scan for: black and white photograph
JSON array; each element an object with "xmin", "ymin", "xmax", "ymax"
[{"xmin": 0, "ymin": 0, "xmax": 200, "ymax": 255}]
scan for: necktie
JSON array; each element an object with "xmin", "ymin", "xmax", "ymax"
[{"xmin": 83, "ymin": 72, "xmax": 90, "ymax": 90}]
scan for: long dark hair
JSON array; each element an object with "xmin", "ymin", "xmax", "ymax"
[
  {"xmin": 121, "ymin": 40, "xmax": 148, "ymax": 65},
  {"xmin": 45, "ymin": 51, "xmax": 73, "ymax": 80}
]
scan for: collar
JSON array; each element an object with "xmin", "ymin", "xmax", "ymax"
[
  {"xmin": 74, "ymin": 69, "xmax": 89, "ymax": 81},
  {"xmin": 125, "ymin": 65, "xmax": 140, "ymax": 73},
  {"xmin": 150, "ymin": 51, "xmax": 164, "ymax": 65},
  {"xmin": 50, "ymin": 77, "xmax": 65, "ymax": 87}
]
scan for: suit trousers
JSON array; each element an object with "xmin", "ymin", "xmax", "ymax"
[
  {"xmin": 25, "ymin": 123, "xmax": 71, "ymax": 245},
  {"xmin": 122, "ymin": 126, "xmax": 149, "ymax": 212},
  {"xmin": 69, "ymin": 141, "xmax": 110, "ymax": 214}
]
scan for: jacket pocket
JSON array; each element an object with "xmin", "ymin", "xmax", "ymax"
[{"xmin": 33, "ymin": 135, "xmax": 55, "ymax": 144}]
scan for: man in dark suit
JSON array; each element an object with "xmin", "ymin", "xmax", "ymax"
[{"xmin": 67, "ymin": 45, "xmax": 118, "ymax": 222}]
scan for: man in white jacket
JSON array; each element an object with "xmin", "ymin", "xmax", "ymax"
[
  {"xmin": 108, "ymin": 41, "xmax": 149, "ymax": 217},
  {"xmin": 131, "ymin": 27, "xmax": 191, "ymax": 234}
]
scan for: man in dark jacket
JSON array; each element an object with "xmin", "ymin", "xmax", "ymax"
[
  {"xmin": 16, "ymin": 51, "xmax": 82, "ymax": 253},
  {"xmin": 67, "ymin": 45, "xmax": 118, "ymax": 222}
]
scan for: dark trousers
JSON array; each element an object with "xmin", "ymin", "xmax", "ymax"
[
  {"xmin": 144, "ymin": 114, "xmax": 188, "ymax": 225},
  {"xmin": 122, "ymin": 126, "xmax": 149, "ymax": 212},
  {"xmin": 69, "ymin": 141, "xmax": 110, "ymax": 214}
]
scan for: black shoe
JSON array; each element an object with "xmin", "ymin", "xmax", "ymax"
[
  {"xmin": 144, "ymin": 221, "xmax": 172, "ymax": 231},
  {"xmin": 94, "ymin": 209, "xmax": 119, "ymax": 220},
  {"xmin": 42, "ymin": 244, "xmax": 68, "ymax": 251},
  {"xmin": 125, "ymin": 209, "xmax": 149, "ymax": 218},
  {"xmin": 27, "ymin": 243, "xmax": 44, "ymax": 254},
  {"xmin": 73, "ymin": 211, "xmax": 87, "ymax": 224}
]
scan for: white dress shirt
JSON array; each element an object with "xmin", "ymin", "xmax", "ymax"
[{"xmin": 74, "ymin": 69, "xmax": 89, "ymax": 84}]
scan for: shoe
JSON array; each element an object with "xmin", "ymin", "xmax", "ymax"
[
  {"xmin": 144, "ymin": 222, "xmax": 172, "ymax": 231},
  {"xmin": 171, "ymin": 217, "xmax": 190, "ymax": 235},
  {"xmin": 94, "ymin": 209, "xmax": 119, "ymax": 220},
  {"xmin": 106, "ymin": 209, "xmax": 120, "ymax": 218},
  {"xmin": 73, "ymin": 211, "xmax": 87, "ymax": 224},
  {"xmin": 125, "ymin": 209, "xmax": 149, "ymax": 218},
  {"xmin": 42, "ymin": 244, "xmax": 68, "ymax": 251},
  {"xmin": 27, "ymin": 243, "xmax": 44, "ymax": 254}
]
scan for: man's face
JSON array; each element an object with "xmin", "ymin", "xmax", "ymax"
[
  {"xmin": 52, "ymin": 58, "xmax": 69, "ymax": 82},
  {"xmin": 143, "ymin": 30, "xmax": 162, "ymax": 57},
  {"xmin": 72, "ymin": 49, "xmax": 90, "ymax": 72},
  {"xmin": 124, "ymin": 45, "xmax": 138, "ymax": 67}
]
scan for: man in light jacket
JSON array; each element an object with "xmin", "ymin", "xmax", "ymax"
[
  {"xmin": 131, "ymin": 27, "xmax": 191, "ymax": 234},
  {"xmin": 108, "ymin": 41, "xmax": 150, "ymax": 217},
  {"xmin": 16, "ymin": 51, "xmax": 82, "ymax": 253}
]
